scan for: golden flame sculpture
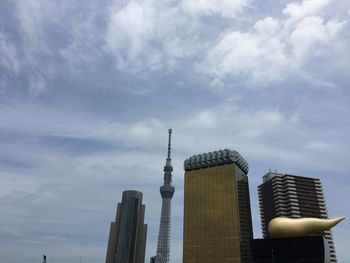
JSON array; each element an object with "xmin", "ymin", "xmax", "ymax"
[{"xmin": 268, "ymin": 217, "xmax": 345, "ymax": 238}]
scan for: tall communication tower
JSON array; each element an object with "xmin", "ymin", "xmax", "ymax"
[{"xmin": 153, "ymin": 129, "xmax": 175, "ymax": 263}]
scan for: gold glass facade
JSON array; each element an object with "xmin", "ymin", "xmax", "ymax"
[{"xmin": 183, "ymin": 163, "xmax": 253, "ymax": 263}]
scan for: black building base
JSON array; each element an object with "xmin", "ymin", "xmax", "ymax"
[{"xmin": 251, "ymin": 236, "xmax": 326, "ymax": 263}]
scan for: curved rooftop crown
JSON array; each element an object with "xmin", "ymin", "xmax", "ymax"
[{"xmin": 184, "ymin": 149, "xmax": 249, "ymax": 173}]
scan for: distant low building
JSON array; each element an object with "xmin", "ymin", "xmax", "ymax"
[{"xmin": 106, "ymin": 190, "xmax": 147, "ymax": 263}]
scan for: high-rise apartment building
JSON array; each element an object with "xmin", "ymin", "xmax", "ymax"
[
  {"xmin": 106, "ymin": 190, "xmax": 147, "ymax": 263},
  {"xmin": 183, "ymin": 149, "xmax": 253, "ymax": 263},
  {"xmin": 258, "ymin": 172, "xmax": 337, "ymax": 262}
]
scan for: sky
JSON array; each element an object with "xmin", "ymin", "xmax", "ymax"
[{"xmin": 0, "ymin": 0, "xmax": 350, "ymax": 262}]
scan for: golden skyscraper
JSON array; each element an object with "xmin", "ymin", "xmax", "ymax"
[{"xmin": 183, "ymin": 149, "xmax": 253, "ymax": 263}]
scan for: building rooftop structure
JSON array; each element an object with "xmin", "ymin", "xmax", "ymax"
[{"xmin": 184, "ymin": 148, "xmax": 249, "ymax": 173}]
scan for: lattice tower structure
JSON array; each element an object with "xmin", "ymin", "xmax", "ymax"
[{"xmin": 154, "ymin": 129, "xmax": 175, "ymax": 263}]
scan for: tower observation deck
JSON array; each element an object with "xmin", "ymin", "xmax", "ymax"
[{"xmin": 152, "ymin": 129, "xmax": 175, "ymax": 263}]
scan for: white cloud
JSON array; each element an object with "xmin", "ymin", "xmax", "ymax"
[
  {"xmin": 0, "ymin": 100, "xmax": 300, "ymax": 167},
  {"xmin": 104, "ymin": 0, "xmax": 157, "ymax": 71},
  {"xmin": 0, "ymin": 173, "xmax": 39, "ymax": 201},
  {"xmin": 8, "ymin": 0, "xmax": 348, "ymax": 92},
  {"xmin": 191, "ymin": 110, "xmax": 216, "ymax": 127},
  {"xmin": 209, "ymin": 78, "xmax": 225, "ymax": 91},
  {"xmin": 283, "ymin": 0, "xmax": 331, "ymax": 23},
  {"xmin": 16, "ymin": 0, "xmax": 44, "ymax": 37},
  {"xmin": 15, "ymin": 0, "xmax": 58, "ymax": 53},
  {"xmin": 103, "ymin": 0, "xmax": 347, "ymax": 86},
  {"xmin": 0, "ymin": 33, "xmax": 19, "ymax": 74},
  {"xmin": 13, "ymin": 1, "xmax": 64, "ymax": 97},
  {"xmin": 128, "ymin": 118, "xmax": 165, "ymax": 144},
  {"xmin": 0, "ymin": 171, "xmax": 59, "ymax": 205},
  {"xmin": 104, "ymin": 0, "xmax": 201, "ymax": 73},
  {"xmin": 304, "ymin": 141, "xmax": 335, "ymax": 151},
  {"xmin": 0, "ymin": 102, "xmax": 167, "ymax": 150},
  {"xmin": 199, "ymin": 0, "xmax": 347, "ymax": 86},
  {"xmin": 28, "ymin": 72, "xmax": 46, "ymax": 97},
  {"xmin": 199, "ymin": 19, "xmax": 288, "ymax": 83},
  {"xmin": 254, "ymin": 17, "xmax": 282, "ymax": 35},
  {"xmin": 181, "ymin": 0, "xmax": 250, "ymax": 18},
  {"xmin": 289, "ymin": 16, "xmax": 346, "ymax": 60},
  {"xmin": 58, "ymin": 2, "xmax": 103, "ymax": 70},
  {"xmin": 172, "ymin": 104, "xmax": 295, "ymax": 156},
  {"xmin": 258, "ymin": 109, "xmax": 283, "ymax": 123}
]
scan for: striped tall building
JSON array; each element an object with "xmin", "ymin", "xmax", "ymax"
[{"xmin": 258, "ymin": 172, "xmax": 337, "ymax": 262}]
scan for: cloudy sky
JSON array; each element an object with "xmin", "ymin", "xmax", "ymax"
[{"xmin": 1, "ymin": 0, "xmax": 350, "ymax": 262}]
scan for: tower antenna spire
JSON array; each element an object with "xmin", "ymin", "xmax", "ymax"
[{"xmin": 167, "ymin": 129, "xmax": 172, "ymax": 158}]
